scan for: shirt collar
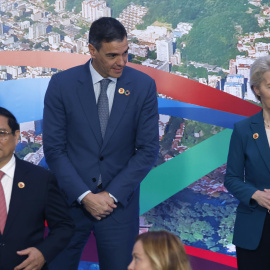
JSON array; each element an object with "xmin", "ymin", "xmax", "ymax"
[
  {"xmin": 1, "ymin": 155, "xmax": 15, "ymax": 179},
  {"xmin": 89, "ymin": 61, "xmax": 117, "ymax": 85}
]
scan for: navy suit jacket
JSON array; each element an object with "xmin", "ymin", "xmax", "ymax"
[
  {"xmin": 225, "ymin": 110, "xmax": 270, "ymax": 250},
  {"xmin": 0, "ymin": 156, "xmax": 74, "ymax": 270},
  {"xmin": 43, "ymin": 61, "xmax": 159, "ymax": 222}
]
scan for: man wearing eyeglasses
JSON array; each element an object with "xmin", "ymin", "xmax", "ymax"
[{"xmin": 0, "ymin": 107, "xmax": 74, "ymax": 270}]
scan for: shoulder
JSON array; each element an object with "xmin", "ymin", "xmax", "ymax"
[
  {"xmin": 16, "ymin": 157, "xmax": 54, "ymax": 179},
  {"xmin": 234, "ymin": 111, "xmax": 262, "ymax": 130},
  {"xmin": 123, "ymin": 66, "xmax": 154, "ymax": 82},
  {"xmin": 53, "ymin": 61, "xmax": 89, "ymax": 80}
]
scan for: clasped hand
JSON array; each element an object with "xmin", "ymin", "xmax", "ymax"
[
  {"xmin": 82, "ymin": 191, "xmax": 117, "ymax": 220},
  {"xmin": 252, "ymin": 189, "xmax": 270, "ymax": 210}
]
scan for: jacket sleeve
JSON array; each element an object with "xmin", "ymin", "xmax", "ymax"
[
  {"xmin": 35, "ymin": 175, "xmax": 74, "ymax": 264},
  {"xmin": 43, "ymin": 74, "xmax": 91, "ymax": 205}
]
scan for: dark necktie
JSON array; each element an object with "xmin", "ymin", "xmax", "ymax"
[
  {"xmin": 98, "ymin": 79, "xmax": 111, "ymax": 138},
  {"xmin": 0, "ymin": 171, "xmax": 7, "ymax": 234}
]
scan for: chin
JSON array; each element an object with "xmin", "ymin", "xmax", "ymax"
[{"xmin": 111, "ymin": 73, "xmax": 123, "ymax": 78}]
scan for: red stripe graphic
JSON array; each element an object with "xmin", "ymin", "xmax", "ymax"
[
  {"xmin": 0, "ymin": 51, "xmax": 260, "ymax": 118},
  {"xmin": 184, "ymin": 245, "xmax": 237, "ymax": 268}
]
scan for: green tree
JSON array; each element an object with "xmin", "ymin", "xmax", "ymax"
[{"xmin": 147, "ymin": 50, "xmax": 157, "ymax": 60}]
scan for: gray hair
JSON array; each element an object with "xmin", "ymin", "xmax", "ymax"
[{"xmin": 250, "ymin": 55, "xmax": 270, "ymax": 101}]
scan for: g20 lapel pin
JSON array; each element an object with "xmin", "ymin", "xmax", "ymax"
[
  {"xmin": 253, "ymin": 133, "xmax": 259, "ymax": 139},
  {"xmin": 125, "ymin": 90, "xmax": 130, "ymax": 96},
  {"xmin": 18, "ymin": 182, "xmax": 25, "ymax": 188},
  {"xmin": 118, "ymin": 88, "xmax": 125, "ymax": 94}
]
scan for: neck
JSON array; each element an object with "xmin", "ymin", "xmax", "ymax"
[{"xmin": 263, "ymin": 109, "xmax": 270, "ymax": 124}]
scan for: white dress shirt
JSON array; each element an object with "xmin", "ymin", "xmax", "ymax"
[
  {"xmin": 266, "ymin": 127, "xmax": 270, "ymax": 146},
  {"xmin": 90, "ymin": 61, "xmax": 117, "ymax": 113},
  {"xmin": 1, "ymin": 155, "xmax": 16, "ymax": 213},
  {"xmin": 78, "ymin": 62, "xmax": 118, "ymax": 203}
]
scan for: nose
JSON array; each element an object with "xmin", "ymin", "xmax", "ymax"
[
  {"xmin": 116, "ymin": 55, "xmax": 126, "ymax": 67},
  {"xmin": 127, "ymin": 259, "xmax": 134, "ymax": 270}
]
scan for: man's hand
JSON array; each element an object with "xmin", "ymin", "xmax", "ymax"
[
  {"xmin": 82, "ymin": 191, "xmax": 117, "ymax": 220},
  {"xmin": 14, "ymin": 247, "xmax": 45, "ymax": 270},
  {"xmin": 252, "ymin": 189, "xmax": 270, "ymax": 210}
]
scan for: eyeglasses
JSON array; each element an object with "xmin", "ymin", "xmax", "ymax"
[{"xmin": 0, "ymin": 130, "xmax": 13, "ymax": 141}]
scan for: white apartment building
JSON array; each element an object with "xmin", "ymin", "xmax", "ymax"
[
  {"xmin": 175, "ymin": 22, "xmax": 192, "ymax": 36},
  {"xmin": 28, "ymin": 23, "xmax": 46, "ymax": 39},
  {"xmin": 156, "ymin": 38, "xmax": 173, "ymax": 62},
  {"xmin": 245, "ymin": 81, "xmax": 258, "ymax": 102},
  {"xmin": 55, "ymin": 0, "xmax": 66, "ymax": 12},
  {"xmin": 0, "ymin": 71, "xmax": 7, "ymax": 80},
  {"xmin": 130, "ymin": 26, "xmax": 167, "ymax": 44},
  {"xmin": 64, "ymin": 35, "xmax": 74, "ymax": 44},
  {"xmin": 6, "ymin": 66, "xmax": 22, "ymax": 78},
  {"xmin": 31, "ymin": 11, "xmax": 45, "ymax": 21},
  {"xmin": 224, "ymin": 82, "xmax": 243, "ymax": 99},
  {"xmin": 129, "ymin": 43, "xmax": 148, "ymax": 57},
  {"xmin": 48, "ymin": 32, "xmax": 61, "ymax": 45},
  {"xmin": 142, "ymin": 59, "xmax": 169, "ymax": 72},
  {"xmin": 82, "ymin": 0, "xmax": 111, "ymax": 21},
  {"xmin": 2, "ymin": 36, "xmax": 15, "ymax": 45},
  {"xmin": 76, "ymin": 37, "xmax": 88, "ymax": 53},
  {"xmin": 226, "ymin": 74, "xmax": 244, "ymax": 84},
  {"xmin": 208, "ymin": 75, "xmax": 221, "ymax": 89},
  {"xmin": 170, "ymin": 49, "xmax": 181, "ymax": 66},
  {"xmin": 237, "ymin": 64, "xmax": 250, "ymax": 78},
  {"xmin": 0, "ymin": 23, "xmax": 3, "ymax": 35},
  {"xmin": 117, "ymin": 4, "xmax": 148, "ymax": 32},
  {"xmin": 20, "ymin": 21, "xmax": 30, "ymax": 30}
]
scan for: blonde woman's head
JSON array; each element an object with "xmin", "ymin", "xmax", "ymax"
[{"xmin": 128, "ymin": 231, "xmax": 191, "ymax": 270}]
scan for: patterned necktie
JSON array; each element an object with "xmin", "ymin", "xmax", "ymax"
[
  {"xmin": 0, "ymin": 171, "xmax": 7, "ymax": 234},
  {"xmin": 98, "ymin": 79, "xmax": 111, "ymax": 139}
]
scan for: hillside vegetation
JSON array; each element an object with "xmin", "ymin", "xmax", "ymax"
[{"xmin": 66, "ymin": 0, "xmax": 263, "ymax": 67}]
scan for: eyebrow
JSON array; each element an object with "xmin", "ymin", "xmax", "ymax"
[{"xmin": 106, "ymin": 47, "xmax": 129, "ymax": 57}]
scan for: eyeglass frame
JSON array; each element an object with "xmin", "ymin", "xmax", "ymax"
[{"xmin": 0, "ymin": 130, "xmax": 14, "ymax": 141}]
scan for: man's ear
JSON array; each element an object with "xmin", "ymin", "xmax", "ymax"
[
  {"xmin": 88, "ymin": 44, "xmax": 96, "ymax": 58},
  {"xmin": 14, "ymin": 130, "xmax": 20, "ymax": 144}
]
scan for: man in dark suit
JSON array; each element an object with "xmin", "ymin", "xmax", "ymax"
[
  {"xmin": 43, "ymin": 17, "xmax": 159, "ymax": 270},
  {"xmin": 0, "ymin": 107, "xmax": 74, "ymax": 270}
]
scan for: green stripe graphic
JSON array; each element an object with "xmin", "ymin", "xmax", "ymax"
[{"xmin": 139, "ymin": 128, "xmax": 233, "ymax": 215}]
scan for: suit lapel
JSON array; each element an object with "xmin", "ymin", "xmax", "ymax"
[
  {"xmin": 102, "ymin": 70, "xmax": 132, "ymax": 150},
  {"xmin": 3, "ymin": 157, "xmax": 27, "ymax": 236},
  {"xmin": 250, "ymin": 110, "xmax": 270, "ymax": 174},
  {"xmin": 76, "ymin": 61, "xmax": 103, "ymax": 147}
]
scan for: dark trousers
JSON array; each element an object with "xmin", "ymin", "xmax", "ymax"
[
  {"xmin": 48, "ymin": 204, "xmax": 139, "ymax": 270},
  {"xmin": 236, "ymin": 212, "xmax": 270, "ymax": 270}
]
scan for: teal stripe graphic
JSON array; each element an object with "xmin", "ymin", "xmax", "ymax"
[{"xmin": 140, "ymin": 129, "xmax": 233, "ymax": 215}]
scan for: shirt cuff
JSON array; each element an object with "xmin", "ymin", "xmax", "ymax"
[
  {"xmin": 109, "ymin": 193, "xmax": 118, "ymax": 203},
  {"xmin": 78, "ymin": 190, "xmax": 91, "ymax": 204}
]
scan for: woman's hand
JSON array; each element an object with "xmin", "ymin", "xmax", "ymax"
[{"xmin": 252, "ymin": 189, "xmax": 270, "ymax": 210}]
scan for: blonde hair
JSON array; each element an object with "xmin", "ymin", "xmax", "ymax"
[
  {"xmin": 250, "ymin": 55, "xmax": 270, "ymax": 101},
  {"xmin": 136, "ymin": 231, "xmax": 191, "ymax": 270}
]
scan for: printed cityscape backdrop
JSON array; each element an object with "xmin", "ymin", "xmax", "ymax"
[{"xmin": 0, "ymin": 0, "xmax": 267, "ymax": 267}]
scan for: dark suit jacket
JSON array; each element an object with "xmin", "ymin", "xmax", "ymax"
[
  {"xmin": 0, "ymin": 156, "xmax": 74, "ymax": 270},
  {"xmin": 43, "ymin": 61, "xmax": 159, "ymax": 222},
  {"xmin": 225, "ymin": 110, "xmax": 270, "ymax": 250}
]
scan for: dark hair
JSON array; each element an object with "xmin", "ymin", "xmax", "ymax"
[
  {"xmin": 88, "ymin": 17, "xmax": 127, "ymax": 51},
  {"xmin": 0, "ymin": 107, "xmax": 20, "ymax": 134}
]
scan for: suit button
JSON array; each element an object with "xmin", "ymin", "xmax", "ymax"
[
  {"xmin": 99, "ymin": 156, "xmax": 104, "ymax": 161},
  {"xmin": 92, "ymin": 178, "xmax": 96, "ymax": 182}
]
